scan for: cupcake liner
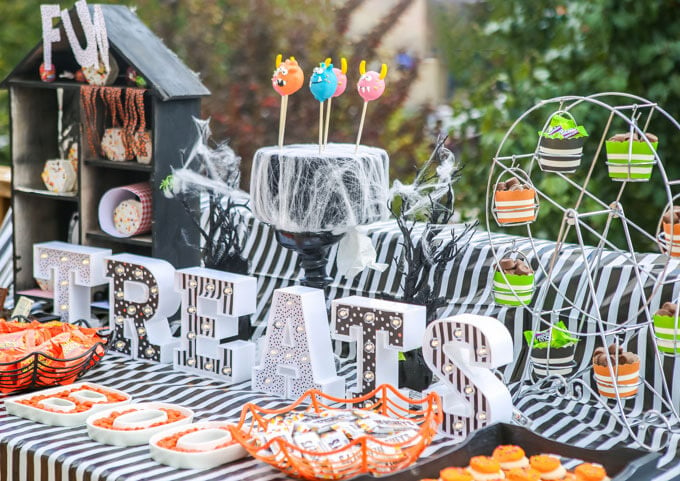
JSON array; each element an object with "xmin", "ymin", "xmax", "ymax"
[
  {"xmin": 494, "ymin": 189, "xmax": 537, "ymax": 224},
  {"xmin": 660, "ymin": 224, "xmax": 680, "ymax": 257},
  {"xmin": 605, "ymin": 140, "xmax": 657, "ymax": 182},
  {"xmin": 530, "ymin": 344, "xmax": 576, "ymax": 377},
  {"xmin": 593, "ymin": 362, "xmax": 640, "ymax": 399},
  {"xmin": 537, "ymin": 136, "xmax": 584, "ymax": 173},
  {"xmin": 98, "ymin": 182, "xmax": 152, "ymax": 238},
  {"xmin": 493, "ymin": 272, "xmax": 534, "ymax": 306},
  {"xmin": 653, "ymin": 314, "xmax": 680, "ymax": 354}
]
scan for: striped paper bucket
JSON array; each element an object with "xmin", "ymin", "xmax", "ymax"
[
  {"xmin": 493, "ymin": 271, "xmax": 534, "ymax": 306},
  {"xmin": 494, "ymin": 189, "xmax": 537, "ymax": 225},
  {"xmin": 593, "ymin": 362, "xmax": 640, "ymax": 399},
  {"xmin": 653, "ymin": 314, "xmax": 680, "ymax": 354},
  {"xmin": 537, "ymin": 136, "xmax": 584, "ymax": 173},
  {"xmin": 98, "ymin": 182, "xmax": 153, "ymax": 238},
  {"xmin": 662, "ymin": 223, "xmax": 680, "ymax": 257},
  {"xmin": 530, "ymin": 344, "xmax": 576, "ymax": 377},
  {"xmin": 605, "ymin": 140, "xmax": 658, "ymax": 182}
]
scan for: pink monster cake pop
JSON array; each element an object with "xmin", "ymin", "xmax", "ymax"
[
  {"xmin": 357, "ymin": 60, "xmax": 387, "ymax": 102},
  {"xmin": 332, "ymin": 57, "xmax": 348, "ymax": 98}
]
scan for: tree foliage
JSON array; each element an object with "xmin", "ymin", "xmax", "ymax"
[
  {"xmin": 0, "ymin": 0, "xmax": 430, "ymax": 183},
  {"xmin": 434, "ymin": 0, "xmax": 680, "ymax": 249}
]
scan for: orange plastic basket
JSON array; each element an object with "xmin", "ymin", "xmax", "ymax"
[{"xmin": 228, "ymin": 384, "xmax": 442, "ymax": 480}]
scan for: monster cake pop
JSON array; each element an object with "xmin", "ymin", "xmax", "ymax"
[
  {"xmin": 355, "ymin": 60, "xmax": 387, "ymax": 152},
  {"xmin": 323, "ymin": 57, "xmax": 348, "ymax": 148},
  {"xmin": 272, "ymin": 54, "xmax": 304, "ymax": 148},
  {"xmin": 309, "ymin": 60, "xmax": 338, "ymax": 153}
]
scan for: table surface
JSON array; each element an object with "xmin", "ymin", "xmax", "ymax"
[{"xmin": 4, "ymin": 214, "xmax": 680, "ymax": 480}]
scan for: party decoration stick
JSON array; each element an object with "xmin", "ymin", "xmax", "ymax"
[
  {"xmin": 309, "ymin": 60, "xmax": 338, "ymax": 154},
  {"xmin": 324, "ymin": 57, "xmax": 348, "ymax": 148},
  {"xmin": 272, "ymin": 54, "xmax": 304, "ymax": 148},
  {"xmin": 355, "ymin": 60, "xmax": 387, "ymax": 153}
]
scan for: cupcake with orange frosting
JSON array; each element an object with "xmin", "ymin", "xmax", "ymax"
[
  {"xmin": 529, "ymin": 455, "xmax": 567, "ymax": 480},
  {"xmin": 467, "ymin": 456, "xmax": 506, "ymax": 480},
  {"xmin": 574, "ymin": 463, "xmax": 610, "ymax": 481},
  {"xmin": 439, "ymin": 467, "xmax": 474, "ymax": 481},
  {"xmin": 493, "ymin": 445, "xmax": 530, "ymax": 470},
  {"xmin": 506, "ymin": 467, "xmax": 542, "ymax": 481}
]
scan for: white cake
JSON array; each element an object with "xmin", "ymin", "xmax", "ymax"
[{"xmin": 250, "ymin": 143, "xmax": 390, "ymax": 233}]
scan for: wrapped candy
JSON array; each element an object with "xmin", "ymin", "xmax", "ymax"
[{"xmin": 0, "ymin": 320, "xmax": 106, "ymax": 393}]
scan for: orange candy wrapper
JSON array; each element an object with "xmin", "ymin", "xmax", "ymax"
[{"xmin": 0, "ymin": 320, "xmax": 107, "ymax": 393}]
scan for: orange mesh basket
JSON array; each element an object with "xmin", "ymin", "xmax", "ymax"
[{"xmin": 228, "ymin": 384, "xmax": 442, "ymax": 480}]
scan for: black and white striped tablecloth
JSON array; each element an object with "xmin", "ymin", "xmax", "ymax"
[{"xmin": 2, "ymin": 213, "xmax": 680, "ymax": 480}]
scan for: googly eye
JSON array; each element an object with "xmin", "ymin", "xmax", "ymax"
[
  {"xmin": 314, "ymin": 67, "xmax": 323, "ymax": 74},
  {"xmin": 280, "ymin": 67, "xmax": 288, "ymax": 75}
]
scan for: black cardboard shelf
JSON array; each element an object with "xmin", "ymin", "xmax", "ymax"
[
  {"xmin": 13, "ymin": 186, "xmax": 78, "ymax": 202},
  {"xmin": 84, "ymin": 158, "xmax": 153, "ymax": 172},
  {"xmin": 86, "ymin": 229, "xmax": 152, "ymax": 247}
]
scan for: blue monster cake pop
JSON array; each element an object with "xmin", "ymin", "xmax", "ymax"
[{"xmin": 309, "ymin": 61, "xmax": 338, "ymax": 102}]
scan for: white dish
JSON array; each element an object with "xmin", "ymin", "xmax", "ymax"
[
  {"xmin": 4, "ymin": 382, "xmax": 131, "ymax": 427},
  {"xmin": 86, "ymin": 402, "xmax": 194, "ymax": 447},
  {"xmin": 149, "ymin": 421, "xmax": 247, "ymax": 470}
]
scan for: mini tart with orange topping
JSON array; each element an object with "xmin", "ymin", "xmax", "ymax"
[
  {"xmin": 439, "ymin": 467, "xmax": 474, "ymax": 481},
  {"xmin": 506, "ymin": 467, "xmax": 542, "ymax": 481},
  {"xmin": 468, "ymin": 456, "xmax": 506, "ymax": 480},
  {"xmin": 529, "ymin": 455, "xmax": 567, "ymax": 480},
  {"xmin": 574, "ymin": 463, "xmax": 610, "ymax": 481},
  {"xmin": 493, "ymin": 445, "xmax": 530, "ymax": 470}
]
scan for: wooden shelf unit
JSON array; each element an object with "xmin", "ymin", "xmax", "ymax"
[{"xmin": 2, "ymin": 4, "xmax": 210, "ymax": 295}]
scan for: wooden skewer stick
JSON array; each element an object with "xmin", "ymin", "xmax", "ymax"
[
  {"xmin": 319, "ymin": 101, "xmax": 324, "ymax": 154},
  {"xmin": 323, "ymin": 98, "xmax": 332, "ymax": 150},
  {"xmin": 355, "ymin": 101, "xmax": 368, "ymax": 153},
  {"xmin": 278, "ymin": 95, "xmax": 289, "ymax": 148}
]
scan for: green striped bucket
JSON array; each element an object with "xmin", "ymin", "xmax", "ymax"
[
  {"xmin": 493, "ymin": 271, "xmax": 534, "ymax": 306},
  {"xmin": 605, "ymin": 140, "xmax": 658, "ymax": 182},
  {"xmin": 653, "ymin": 314, "xmax": 680, "ymax": 354}
]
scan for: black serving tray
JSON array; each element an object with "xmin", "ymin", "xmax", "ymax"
[{"xmin": 353, "ymin": 423, "xmax": 660, "ymax": 481}]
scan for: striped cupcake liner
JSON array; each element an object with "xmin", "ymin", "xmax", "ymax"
[
  {"xmin": 494, "ymin": 192, "xmax": 537, "ymax": 226},
  {"xmin": 493, "ymin": 272, "xmax": 534, "ymax": 306},
  {"xmin": 605, "ymin": 140, "xmax": 658, "ymax": 182},
  {"xmin": 530, "ymin": 344, "xmax": 576, "ymax": 377},
  {"xmin": 653, "ymin": 314, "xmax": 680, "ymax": 354},
  {"xmin": 657, "ymin": 231, "xmax": 680, "ymax": 258},
  {"xmin": 593, "ymin": 363, "xmax": 640, "ymax": 399},
  {"xmin": 537, "ymin": 136, "xmax": 585, "ymax": 173}
]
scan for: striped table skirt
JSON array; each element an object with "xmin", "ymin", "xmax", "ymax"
[{"xmin": 0, "ymin": 356, "xmax": 679, "ymax": 481}]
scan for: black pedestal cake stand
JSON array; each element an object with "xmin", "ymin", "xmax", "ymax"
[{"xmin": 275, "ymin": 230, "xmax": 344, "ymax": 290}]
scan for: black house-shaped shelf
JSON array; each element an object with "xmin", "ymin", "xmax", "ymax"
[{"xmin": 2, "ymin": 4, "xmax": 210, "ymax": 295}]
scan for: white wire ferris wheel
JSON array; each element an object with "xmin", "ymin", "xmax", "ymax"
[{"xmin": 485, "ymin": 92, "xmax": 680, "ymax": 450}]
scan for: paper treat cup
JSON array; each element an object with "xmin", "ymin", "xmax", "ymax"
[
  {"xmin": 593, "ymin": 362, "xmax": 640, "ymax": 399},
  {"xmin": 606, "ymin": 140, "xmax": 658, "ymax": 182},
  {"xmin": 493, "ymin": 271, "xmax": 534, "ymax": 306},
  {"xmin": 101, "ymin": 128, "xmax": 133, "ymax": 162},
  {"xmin": 41, "ymin": 159, "xmax": 77, "ymax": 193},
  {"xmin": 653, "ymin": 314, "xmax": 680, "ymax": 354},
  {"xmin": 530, "ymin": 344, "xmax": 576, "ymax": 377},
  {"xmin": 82, "ymin": 58, "xmax": 119, "ymax": 87},
  {"xmin": 134, "ymin": 130, "xmax": 152, "ymax": 164},
  {"xmin": 662, "ymin": 223, "xmax": 680, "ymax": 257},
  {"xmin": 98, "ymin": 182, "xmax": 152, "ymax": 237},
  {"xmin": 537, "ymin": 136, "xmax": 584, "ymax": 173},
  {"xmin": 494, "ymin": 189, "xmax": 537, "ymax": 224}
]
